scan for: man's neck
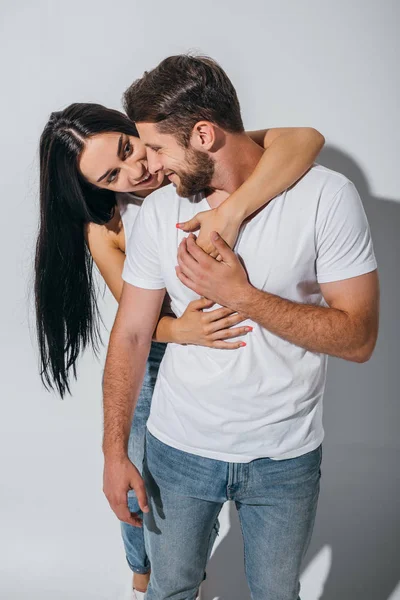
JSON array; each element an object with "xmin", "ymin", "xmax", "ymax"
[{"xmin": 206, "ymin": 133, "xmax": 264, "ymax": 209}]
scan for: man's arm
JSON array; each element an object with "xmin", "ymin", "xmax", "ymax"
[
  {"xmin": 230, "ymin": 270, "xmax": 379, "ymax": 363},
  {"xmin": 176, "ymin": 177, "xmax": 378, "ymax": 363},
  {"xmin": 102, "ymin": 283, "xmax": 165, "ymax": 526},
  {"xmin": 176, "ymin": 233, "xmax": 379, "ymax": 363}
]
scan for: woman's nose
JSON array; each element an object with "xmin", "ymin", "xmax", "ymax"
[{"xmin": 124, "ymin": 162, "xmax": 146, "ymax": 183}]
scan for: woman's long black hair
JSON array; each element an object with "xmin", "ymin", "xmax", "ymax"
[{"xmin": 36, "ymin": 103, "xmax": 139, "ymax": 397}]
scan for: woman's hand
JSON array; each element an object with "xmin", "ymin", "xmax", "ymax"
[
  {"xmin": 174, "ymin": 297, "xmax": 252, "ymax": 349},
  {"xmin": 177, "ymin": 204, "xmax": 242, "ymax": 259}
]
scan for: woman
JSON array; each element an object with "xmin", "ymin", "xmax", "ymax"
[{"xmin": 36, "ymin": 102, "xmax": 324, "ymax": 596}]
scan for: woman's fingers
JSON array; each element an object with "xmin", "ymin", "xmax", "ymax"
[
  {"xmin": 203, "ymin": 306, "xmax": 237, "ymax": 322},
  {"xmin": 207, "ymin": 313, "xmax": 250, "ymax": 334},
  {"xmin": 196, "ymin": 240, "xmax": 214, "ymax": 255},
  {"xmin": 210, "ymin": 325, "xmax": 251, "ymax": 341},
  {"xmin": 210, "ymin": 338, "xmax": 248, "ymax": 350},
  {"xmin": 207, "ymin": 248, "xmax": 220, "ymax": 259},
  {"xmin": 203, "ymin": 306, "xmax": 247, "ymax": 324}
]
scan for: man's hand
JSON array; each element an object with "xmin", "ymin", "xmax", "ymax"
[
  {"xmin": 103, "ymin": 455, "xmax": 149, "ymax": 527},
  {"xmin": 176, "ymin": 206, "xmax": 242, "ymax": 260},
  {"xmin": 176, "ymin": 233, "xmax": 251, "ymax": 307}
]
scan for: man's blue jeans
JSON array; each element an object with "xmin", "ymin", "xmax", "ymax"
[{"xmin": 143, "ymin": 430, "xmax": 322, "ymax": 600}]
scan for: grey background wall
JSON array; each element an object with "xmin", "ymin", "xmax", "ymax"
[{"xmin": 0, "ymin": 1, "xmax": 398, "ymax": 599}]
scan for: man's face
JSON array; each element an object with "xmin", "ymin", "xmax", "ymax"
[{"xmin": 136, "ymin": 122, "xmax": 215, "ymax": 197}]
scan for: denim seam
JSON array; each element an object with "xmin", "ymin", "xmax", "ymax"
[
  {"xmin": 236, "ymin": 504, "xmax": 248, "ymax": 581},
  {"xmin": 242, "ymin": 461, "xmax": 250, "ymax": 496}
]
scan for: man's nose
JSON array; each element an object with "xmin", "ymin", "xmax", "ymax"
[{"xmin": 147, "ymin": 149, "xmax": 163, "ymax": 175}]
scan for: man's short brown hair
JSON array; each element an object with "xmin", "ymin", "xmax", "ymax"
[{"xmin": 123, "ymin": 55, "xmax": 244, "ymax": 146}]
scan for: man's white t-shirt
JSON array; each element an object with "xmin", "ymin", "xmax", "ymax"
[
  {"xmin": 122, "ymin": 165, "xmax": 377, "ymax": 462},
  {"xmin": 116, "ymin": 192, "xmax": 173, "ymax": 316}
]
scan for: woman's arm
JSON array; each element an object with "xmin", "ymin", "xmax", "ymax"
[
  {"xmin": 85, "ymin": 218, "xmax": 250, "ymax": 348},
  {"xmin": 85, "ymin": 215, "xmax": 126, "ymax": 303},
  {"xmin": 244, "ymin": 127, "xmax": 325, "ymax": 215},
  {"xmin": 178, "ymin": 127, "xmax": 325, "ymax": 255}
]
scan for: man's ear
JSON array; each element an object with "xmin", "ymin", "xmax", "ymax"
[{"xmin": 190, "ymin": 121, "xmax": 216, "ymax": 151}]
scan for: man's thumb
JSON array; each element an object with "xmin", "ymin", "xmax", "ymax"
[{"xmin": 210, "ymin": 232, "xmax": 230, "ymax": 258}]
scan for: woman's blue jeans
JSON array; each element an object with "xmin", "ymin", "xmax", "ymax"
[{"xmin": 120, "ymin": 341, "xmax": 166, "ymax": 574}]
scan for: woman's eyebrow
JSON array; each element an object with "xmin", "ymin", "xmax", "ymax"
[
  {"xmin": 97, "ymin": 169, "xmax": 111, "ymax": 183},
  {"xmin": 116, "ymin": 134, "xmax": 123, "ymax": 158},
  {"xmin": 96, "ymin": 135, "xmax": 123, "ymax": 182}
]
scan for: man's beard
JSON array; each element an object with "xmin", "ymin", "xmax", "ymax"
[{"xmin": 174, "ymin": 148, "xmax": 215, "ymax": 198}]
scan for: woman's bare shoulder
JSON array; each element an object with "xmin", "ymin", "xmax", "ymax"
[{"xmin": 85, "ymin": 206, "xmax": 125, "ymax": 252}]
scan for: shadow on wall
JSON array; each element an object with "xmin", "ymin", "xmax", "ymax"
[{"xmin": 201, "ymin": 146, "xmax": 400, "ymax": 600}]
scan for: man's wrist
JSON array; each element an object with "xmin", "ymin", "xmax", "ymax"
[
  {"xmin": 102, "ymin": 442, "xmax": 129, "ymax": 462},
  {"xmin": 103, "ymin": 452, "xmax": 129, "ymax": 466},
  {"xmin": 229, "ymin": 283, "xmax": 260, "ymax": 315}
]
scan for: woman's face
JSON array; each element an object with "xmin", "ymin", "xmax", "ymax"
[{"xmin": 79, "ymin": 132, "xmax": 164, "ymax": 194}]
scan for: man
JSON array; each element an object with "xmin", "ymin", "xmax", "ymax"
[{"xmin": 102, "ymin": 55, "xmax": 379, "ymax": 600}]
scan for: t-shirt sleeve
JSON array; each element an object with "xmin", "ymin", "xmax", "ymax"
[
  {"xmin": 122, "ymin": 196, "xmax": 165, "ymax": 290},
  {"xmin": 316, "ymin": 181, "xmax": 377, "ymax": 284}
]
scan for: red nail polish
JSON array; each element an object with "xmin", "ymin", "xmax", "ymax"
[
  {"xmin": 247, "ymin": 327, "xmax": 253, "ymax": 332},
  {"xmin": 240, "ymin": 342, "xmax": 247, "ymax": 347},
  {"xmin": 176, "ymin": 223, "xmax": 182, "ymax": 228}
]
